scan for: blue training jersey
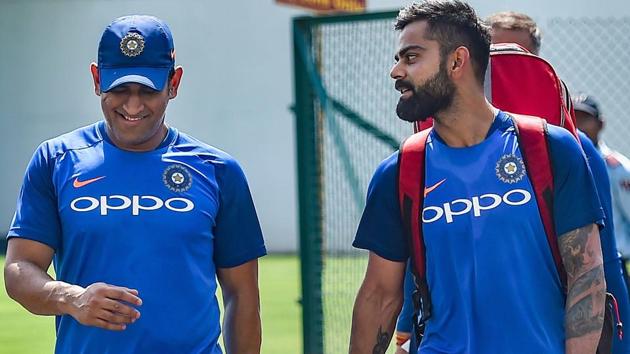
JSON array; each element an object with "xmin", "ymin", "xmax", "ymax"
[
  {"xmin": 8, "ymin": 121, "xmax": 266, "ymax": 354},
  {"xmin": 396, "ymin": 129, "xmax": 630, "ymax": 354},
  {"xmin": 354, "ymin": 111, "xmax": 603, "ymax": 354}
]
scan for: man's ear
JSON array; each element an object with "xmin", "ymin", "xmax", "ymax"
[
  {"xmin": 168, "ymin": 66, "xmax": 184, "ymax": 99},
  {"xmin": 449, "ymin": 46, "xmax": 471, "ymax": 80},
  {"xmin": 90, "ymin": 63, "xmax": 101, "ymax": 96}
]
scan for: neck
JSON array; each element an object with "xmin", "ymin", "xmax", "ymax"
[
  {"xmin": 432, "ymin": 87, "xmax": 496, "ymax": 147},
  {"xmin": 106, "ymin": 122, "xmax": 169, "ymax": 152}
]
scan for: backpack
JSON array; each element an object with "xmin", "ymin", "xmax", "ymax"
[{"xmin": 399, "ymin": 44, "xmax": 622, "ymax": 353}]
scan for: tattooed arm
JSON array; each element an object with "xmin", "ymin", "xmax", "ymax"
[
  {"xmin": 349, "ymin": 252, "xmax": 406, "ymax": 354},
  {"xmin": 559, "ymin": 224, "xmax": 606, "ymax": 354}
]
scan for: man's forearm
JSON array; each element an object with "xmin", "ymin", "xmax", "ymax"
[
  {"xmin": 565, "ymin": 265, "xmax": 606, "ymax": 353},
  {"xmin": 559, "ymin": 224, "xmax": 606, "ymax": 354},
  {"xmin": 349, "ymin": 284, "xmax": 402, "ymax": 354},
  {"xmin": 4, "ymin": 260, "xmax": 81, "ymax": 316},
  {"xmin": 222, "ymin": 292, "xmax": 262, "ymax": 354}
]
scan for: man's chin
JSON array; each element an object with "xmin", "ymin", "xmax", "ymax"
[{"xmin": 396, "ymin": 101, "xmax": 430, "ymax": 122}]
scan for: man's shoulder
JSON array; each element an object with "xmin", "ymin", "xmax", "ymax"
[
  {"xmin": 38, "ymin": 122, "xmax": 103, "ymax": 160},
  {"xmin": 172, "ymin": 130, "xmax": 246, "ymax": 178},
  {"xmin": 603, "ymin": 149, "xmax": 630, "ymax": 171},
  {"xmin": 602, "ymin": 148, "xmax": 630, "ymax": 193},
  {"xmin": 173, "ymin": 130, "xmax": 235, "ymax": 162},
  {"xmin": 373, "ymin": 151, "xmax": 399, "ymax": 184},
  {"xmin": 542, "ymin": 125, "xmax": 584, "ymax": 167},
  {"xmin": 545, "ymin": 124, "xmax": 580, "ymax": 146}
]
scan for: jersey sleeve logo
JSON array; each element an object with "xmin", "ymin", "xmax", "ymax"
[
  {"xmin": 163, "ymin": 164, "xmax": 193, "ymax": 192},
  {"xmin": 495, "ymin": 154, "xmax": 526, "ymax": 184},
  {"xmin": 73, "ymin": 176, "xmax": 106, "ymax": 188}
]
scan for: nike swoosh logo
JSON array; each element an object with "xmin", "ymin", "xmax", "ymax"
[
  {"xmin": 73, "ymin": 176, "xmax": 106, "ymax": 188},
  {"xmin": 424, "ymin": 179, "xmax": 446, "ymax": 197}
]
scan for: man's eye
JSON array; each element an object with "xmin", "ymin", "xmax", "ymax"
[
  {"xmin": 406, "ymin": 54, "xmax": 417, "ymax": 61},
  {"xmin": 141, "ymin": 89, "xmax": 160, "ymax": 95}
]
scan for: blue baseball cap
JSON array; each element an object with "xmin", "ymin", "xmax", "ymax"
[
  {"xmin": 98, "ymin": 15, "xmax": 175, "ymax": 92},
  {"xmin": 572, "ymin": 93, "xmax": 602, "ymax": 121}
]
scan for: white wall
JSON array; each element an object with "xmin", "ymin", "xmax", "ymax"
[
  {"xmin": 0, "ymin": 0, "xmax": 304, "ymax": 252},
  {"xmin": 1, "ymin": 0, "xmax": 629, "ymax": 252}
]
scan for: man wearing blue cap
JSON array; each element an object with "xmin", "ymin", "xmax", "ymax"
[
  {"xmin": 575, "ymin": 94, "xmax": 630, "ymax": 280},
  {"xmin": 4, "ymin": 15, "xmax": 265, "ymax": 354}
]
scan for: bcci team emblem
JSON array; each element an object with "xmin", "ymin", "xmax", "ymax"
[
  {"xmin": 163, "ymin": 164, "xmax": 192, "ymax": 192},
  {"xmin": 120, "ymin": 32, "xmax": 145, "ymax": 57},
  {"xmin": 495, "ymin": 154, "xmax": 526, "ymax": 184}
]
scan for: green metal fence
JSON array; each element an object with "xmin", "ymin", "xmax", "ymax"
[
  {"xmin": 293, "ymin": 11, "xmax": 406, "ymax": 354},
  {"xmin": 293, "ymin": 10, "xmax": 630, "ymax": 354}
]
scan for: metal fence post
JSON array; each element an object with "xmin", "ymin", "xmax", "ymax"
[{"xmin": 293, "ymin": 16, "xmax": 324, "ymax": 354}]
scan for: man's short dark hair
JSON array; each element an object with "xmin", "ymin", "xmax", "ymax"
[
  {"xmin": 395, "ymin": 0, "xmax": 491, "ymax": 85},
  {"xmin": 486, "ymin": 11, "xmax": 542, "ymax": 55}
]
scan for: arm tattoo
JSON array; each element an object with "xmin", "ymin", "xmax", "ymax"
[
  {"xmin": 559, "ymin": 224, "xmax": 594, "ymax": 279},
  {"xmin": 559, "ymin": 224, "xmax": 606, "ymax": 339},
  {"xmin": 566, "ymin": 291, "xmax": 605, "ymax": 338},
  {"xmin": 372, "ymin": 326, "xmax": 389, "ymax": 354},
  {"xmin": 569, "ymin": 266, "xmax": 604, "ymax": 299}
]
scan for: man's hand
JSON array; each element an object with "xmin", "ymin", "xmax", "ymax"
[
  {"xmin": 395, "ymin": 341, "xmax": 410, "ymax": 354},
  {"xmin": 394, "ymin": 331, "xmax": 411, "ymax": 354},
  {"xmin": 4, "ymin": 238, "xmax": 142, "ymax": 332},
  {"xmin": 66, "ymin": 282, "xmax": 142, "ymax": 331}
]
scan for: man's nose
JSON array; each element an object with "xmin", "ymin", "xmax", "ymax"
[
  {"xmin": 390, "ymin": 61, "xmax": 405, "ymax": 80},
  {"xmin": 123, "ymin": 93, "xmax": 145, "ymax": 117}
]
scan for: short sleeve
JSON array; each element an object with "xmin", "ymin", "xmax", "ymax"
[
  {"xmin": 213, "ymin": 156, "xmax": 266, "ymax": 268},
  {"xmin": 7, "ymin": 143, "xmax": 62, "ymax": 250},
  {"xmin": 548, "ymin": 126, "xmax": 604, "ymax": 237},
  {"xmin": 352, "ymin": 152, "xmax": 409, "ymax": 262}
]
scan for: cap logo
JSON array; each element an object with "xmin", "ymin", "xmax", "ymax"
[{"xmin": 120, "ymin": 32, "xmax": 145, "ymax": 57}]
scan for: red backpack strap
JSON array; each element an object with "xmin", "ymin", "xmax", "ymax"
[
  {"xmin": 511, "ymin": 113, "xmax": 568, "ymax": 292},
  {"xmin": 398, "ymin": 128, "xmax": 433, "ymax": 321}
]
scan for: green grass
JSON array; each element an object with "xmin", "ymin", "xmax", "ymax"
[{"xmin": 0, "ymin": 255, "xmax": 301, "ymax": 354}]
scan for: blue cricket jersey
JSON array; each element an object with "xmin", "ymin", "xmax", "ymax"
[
  {"xmin": 8, "ymin": 121, "xmax": 267, "ymax": 354},
  {"xmin": 396, "ymin": 130, "xmax": 630, "ymax": 353},
  {"xmin": 354, "ymin": 111, "xmax": 603, "ymax": 354}
]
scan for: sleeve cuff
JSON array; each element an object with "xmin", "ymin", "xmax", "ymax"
[
  {"xmin": 6, "ymin": 231, "xmax": 58, "ymax": 251},
  {"xmin": 352, "ymin": 239, "xmax": 408, "ymax": 263},
  {"xmin": 215, "ymin": 244, "xmax": 267, "ymax": 268}
]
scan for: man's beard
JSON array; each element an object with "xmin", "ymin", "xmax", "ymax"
[{"xmin": 395, "ymin": 62, "xmax": 455, "ymax": 123}]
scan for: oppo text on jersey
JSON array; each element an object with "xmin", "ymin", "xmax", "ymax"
[
  {"xmin": 70, "ymin": 195, "xmax": 195, "ymax": 215},
  {"xmin": 422, "ymin": 189, "xmax": 532, "ymax": 224}
]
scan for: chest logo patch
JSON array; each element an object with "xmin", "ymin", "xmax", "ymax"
[
  {"xmin": 163, "ymin": 164, "xmax": 192, "ymax": 192},
  {"xmin": 495, "ymin": 154, "xmax": 526, "ymax": 184}
]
